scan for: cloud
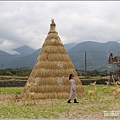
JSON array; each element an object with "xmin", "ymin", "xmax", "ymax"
[{"xmin": 0, "ymin": 1, "xmax": 120, "ymax": 54}]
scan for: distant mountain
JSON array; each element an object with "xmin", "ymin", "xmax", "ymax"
[
  {"xmin": 64, "ymin": 43, "xmax": 77, "ymax": 51},
  {"xmin": 67, "ymin": 41, "xmax": 120, "ymax": 70},
  {"xmin": 3, "ymin": 41, "xmax": 120, "ymax": 70},
  {"xmin": 4, "ymin": 43, "xmax": 74, "ymax": 68},
  {"xmin": 5, "ymin": 48, "xmax": 41, "ymax": 68},
  {"xmin": 13, "ymin": 45, "xmax": 36, "ymax": 56},
  {"xmin": 0, "ymin": 50, "xmax": 19, "ymax": 68}
]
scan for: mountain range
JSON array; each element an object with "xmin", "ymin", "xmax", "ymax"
[
  {"xmin": 0, "ymin": 41, "xmax": 120, "ymax": 71},
  {"xmin": 13, "ymin": 45, "xmax": 36, "ymax": 56}
]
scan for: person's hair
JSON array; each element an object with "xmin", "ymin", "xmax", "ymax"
[
  {"xmin": 110, "ymin": 52, "xmax": 113, "ymax": 56},
  {"xmin": 69, "ymin": 74, "xmax": 74, "ymax": 80}
]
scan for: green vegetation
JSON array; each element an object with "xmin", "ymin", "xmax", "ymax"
[
  {"xmin": 76, "ymin": 69, "xmax": 108, "ymax": 77},
  {"xmin": 0, "ymin": 68, "xmax": 108, "ymax": 77},
  {"xmin": 0, "ymin": 87, "xmax": 23, "ymax": 94},
  {"xmin": 0, "ymin": 68, "xmax": 32, "ymax": 76},
  {"xmin": 0, "ymin": 86, "xmax": 120, "ymax": 119}
]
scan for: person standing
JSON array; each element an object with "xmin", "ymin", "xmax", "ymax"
[
  {"xmin": 108, "ymin": 52, "xmax": 117, "ymax": 84},
  {"xmin": 108, "ymin": 52, "xmax": 114, "ymax": 64},
  {"xmin": 67, "ymin": 74, "xmax": 79, "ymax": 103}
]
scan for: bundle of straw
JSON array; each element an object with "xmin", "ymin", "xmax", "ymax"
[{"xmin": 22, "ymin": 19, "xmax": 85, "ymax": 99}]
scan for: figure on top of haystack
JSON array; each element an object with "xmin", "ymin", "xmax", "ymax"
[{"xmin": 108, "ymin": 52, "xmax": 120, "ymax": 84}]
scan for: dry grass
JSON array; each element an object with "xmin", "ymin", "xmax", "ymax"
[{"xmin": 0, "ymin": 86, "xmax": 120, "ymax": 119}]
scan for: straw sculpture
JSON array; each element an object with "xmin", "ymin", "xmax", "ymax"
[{"xmin": 22, "ymin": 19, "xmax": 85, "ymax": 99}]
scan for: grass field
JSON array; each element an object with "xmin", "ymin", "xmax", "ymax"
[{"xmin": 0, "ymin": 85, "xmax": 120, "ymax": 119}]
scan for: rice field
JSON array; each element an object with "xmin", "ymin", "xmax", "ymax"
[{"xmin": 0, "ymin": 85, "xmax": 120, "ymax": 119}]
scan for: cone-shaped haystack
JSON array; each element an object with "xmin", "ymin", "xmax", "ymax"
[{"xmin": 22, "ymin": 19, "xmax": 85, "ymax": 99}]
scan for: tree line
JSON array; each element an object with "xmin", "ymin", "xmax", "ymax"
[
  {"xmin": 0, "ymin": 68, "xmax": 32, "ymax": 77},
  {"xmin": 0, "ymin": 68, "xmax": 108, "ymax": 77}
]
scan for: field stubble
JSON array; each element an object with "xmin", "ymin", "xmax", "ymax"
[{"xmin": 0, "ymin": 86, "xmax": 120, "ymax": 119}]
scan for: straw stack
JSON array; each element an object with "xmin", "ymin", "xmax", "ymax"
[{"xmin": 22, "ymin": 19, "xmax": 85, "ymax": 99}]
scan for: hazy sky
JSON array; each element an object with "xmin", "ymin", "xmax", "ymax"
[{"xmin": 0, "ymin": 1, "xmax": 120, "ymax": 54}]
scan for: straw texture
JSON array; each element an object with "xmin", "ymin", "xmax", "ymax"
[{"xmin": 22, "ymin": 19, "xmax": 85, "ymax": 99}]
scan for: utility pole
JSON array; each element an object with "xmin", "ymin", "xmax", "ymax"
[
  {"xmin": 2, "ymin": 64, "xmax": 3, "ymax": 69},
  {"xmin": 0, "ymin": 64, "xmax": 3, "ymax": 69},
  {"xmin": 85, "ymin": 51, "xmax": 87, "ymax": 78},
  {"xmin": 0, "ymin": 64, "xmax": 3, "ymax": 76}
]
